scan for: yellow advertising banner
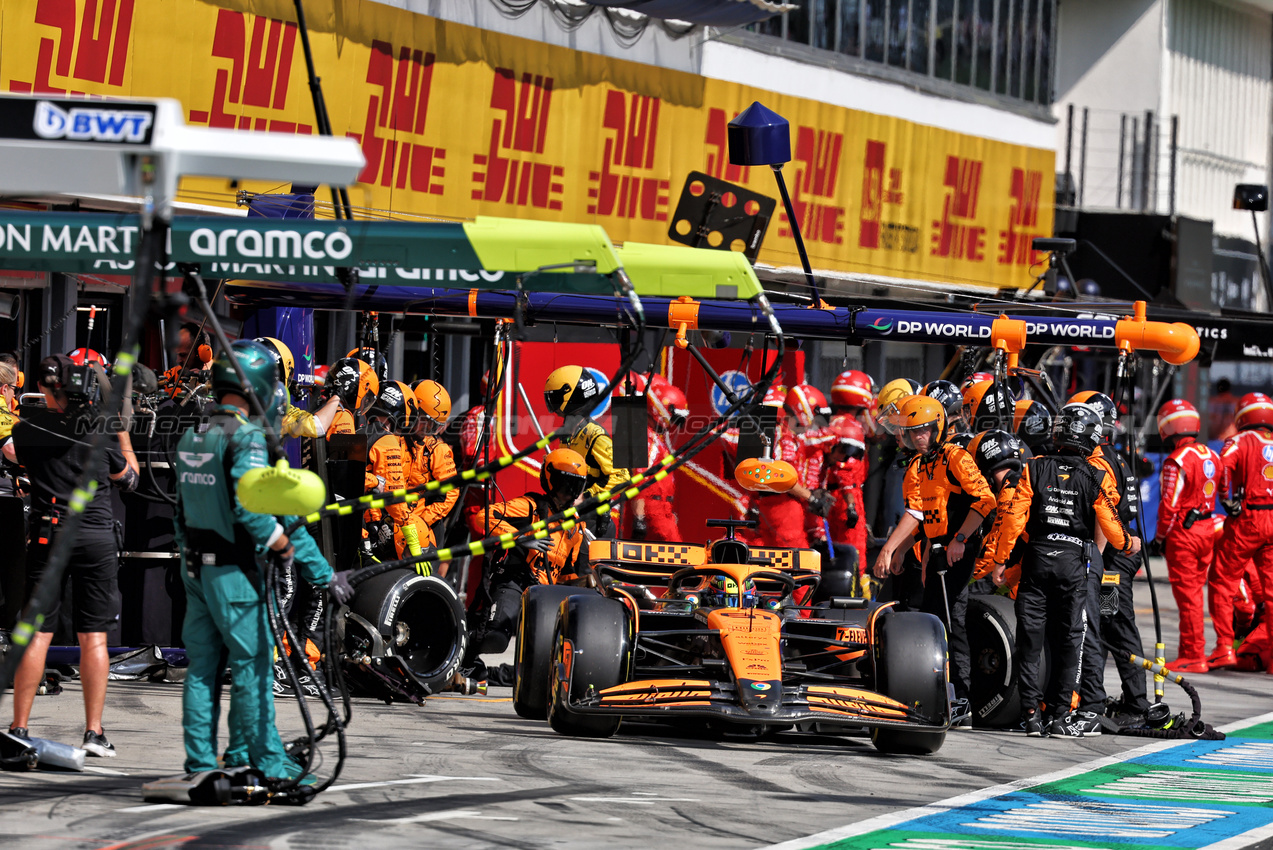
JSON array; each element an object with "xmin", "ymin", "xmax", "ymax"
[{"xmin": 0, "ymin": 0, "xmax": 1055, "ymax": 289}]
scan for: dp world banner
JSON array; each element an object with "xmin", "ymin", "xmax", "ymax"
[{"xmin": 0, "ymin": 0, "xmax": 1054, "ymax": 290}]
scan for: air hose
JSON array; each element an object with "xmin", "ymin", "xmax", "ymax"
[{"xmin": 1118, "ymin": 655, "xmax": 1225, "ymax": 741}]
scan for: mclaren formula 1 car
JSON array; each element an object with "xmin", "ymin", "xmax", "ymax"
[{"xmin": 513, "ymin": 521, "xmax": 952, "ymax": 754}]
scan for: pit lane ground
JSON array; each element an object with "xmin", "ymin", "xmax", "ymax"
[{"xmin": 2, "ymin": 564, "xmax": 1271, "ymax": 850}]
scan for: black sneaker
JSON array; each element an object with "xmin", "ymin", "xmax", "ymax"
[
  {"xmin": 273, "ymin": 661, "xmax": 294, "ymax": 697},
  {"xmin": 1024, "ymin": 712, "xmax": 1049, "ymax": 737},
  {"xmin": 1048, "ymin": 711, "xmax": 1102, "ymax": 738},
  {"xmin": 950, "ymin": 698, "xmax": 973, "ymax": 730},
  {"xmin": 7, "ymin": 727, "xmax": 29, "ymax": 740},
  {"xmin": 82, "ymin": 729, "xmax": 116, "ymax": 758}
]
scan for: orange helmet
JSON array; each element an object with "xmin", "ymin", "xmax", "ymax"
[
  {"xmin": 412, "ymin": 379, "xmax": 451, "ymax": 427},
  {"xmin": 540, "ymin": 447, "xmax": 587, "ymax": 502},
  {"xmin": 1236, "ymin": 393, "xmax": 1273, "ymax": 432},
  {"xmin": 785, "ymin": 384, "xmax": 829, "ymax": 428},
  {"xmin": 1157, "ymin": 399, "xmax": 1200, "ymax": 441},
  {"xmin": 831, "ymin": 370, "xmax": 874, "ymax": 409},
  {"xmin": 963, "ymin": 380, "xmax": 1012, "ymax": 432},
  {"xmin": 649, "ymin": 380, "xmax": 688, "ymax": 429},
  {"xmin": 328, "ymin": 357, "xmax": 379, "ymax": 415},
  {"xmin": 895, "ymin": 395, "xmax": 946, "ymax": 453},
  {"xmin": 876, "ymin": 378, "xmax": 920, "ymax": 434},
  {"xmin": 68, "ymin": 348, "xmax": 105, "ymax": 367}
]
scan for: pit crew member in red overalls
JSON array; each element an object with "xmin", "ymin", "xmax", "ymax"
[
  {"xmin": 1209, "ymin": 392, "xmax": 1273, "ymax": 670},
  {"xmin": 630, "ymin": 376, "xmax": 688, "ymax": 542},
  {"xmin": 789, "ymin": 384, "xmax": 836, "ymax": 548},
  {"xmin": 743, "ymin": 385, "xmax": 828, "ymax": 548},
  {"xmin": 1150, "ymin": 399, "xmax": 1222, "ymax": 673},
  {"xmin": 819, "ymin": 414, "xmax": 868, "ymax": 588}
]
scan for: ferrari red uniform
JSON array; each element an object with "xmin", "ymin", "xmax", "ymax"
[
  {"xmin": 822, "ymin": 451, "xmax": 867, "ymax": 570},
  {"xmin": 632, "ymin": 428, "xmax": 679, "ymax": 541},
  {"xmin": 746, "ymin": 425, "xmax": 820, "ymax": 548},
  {"xmin": 1210, "ymin": 428, "xmax": 1273, "ymax": 653},
  {"xmin": 1156, "ymin": 439, "xmax": 1221, "ymax": 661}
]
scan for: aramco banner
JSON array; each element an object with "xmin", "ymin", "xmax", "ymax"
[{"xmin": 0, "ymin": 0, "xmax": 1055, "ymax": 289}]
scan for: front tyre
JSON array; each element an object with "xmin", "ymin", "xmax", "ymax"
[
  {"xmin": 513, "ymin": 585, "xmax": 591, "ymax": 720},
  {"xmin": 548, "ymin": 594, "xmax": 630, "ymax": 738},
  {"xmin": 870, "ymin": 610, "xmax": 949, "ymax": 755}
]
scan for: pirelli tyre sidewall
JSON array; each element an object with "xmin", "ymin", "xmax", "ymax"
[
  {"xmin": 967, "ymin": 592, "xmax": 1047, "ymax": 728},
  {"xmin": 514, "ymin": 585, "xmax": 596, "ymax": 720},
  {"xmin": 548, "ymin": 594, "xmax": 632, "ymax": 738},
  {"xmin": 870, "ymin": 609, "xmax": 949, "ymax": 755},
  {"xmin": 344, "ymin": 569, "xmax": 467, "ymax": 696}
]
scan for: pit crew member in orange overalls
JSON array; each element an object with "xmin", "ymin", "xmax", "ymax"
[
  {"xmin": 872, "ymin": 395, "xmax": 996, "ymax": 724},
  {"xmin": 1208, "ymin": 392, "xmax": 1273, "ymax": 670},
  {"xmin": 1150, "ymin": 399, "xmax": 1222, "ymax": 673},
  {"xmin": 361, "ymin": 381, "xmax": 415, "ymax": 560},
  {"xmin": 324, "ymin": 356, "xmax": 378, "ymax": 439},
  {"xmin": 968, "ymin": 429, "xmax": 1027, "ymax": 593},
  {"xmin": 397, "ymin": 380, "xmax": 459, "ymax": 569},
  {"xmin": 462, "ymin": 448, "xmax": 591, "ymax": 684},
  {"xmin": 630, "ymin": 376, "xmax": 688, "ymax": 542}
]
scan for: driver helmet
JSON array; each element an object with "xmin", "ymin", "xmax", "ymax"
[{"xmin": 702, "ymin": 575, "xmax": 758, "ymax": 609}]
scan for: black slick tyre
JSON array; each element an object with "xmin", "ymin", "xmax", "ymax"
[
  {"xmin": 513, "ymin": 585, "xmax": 589, "ymax": 719},
  {"xmin": 548, "ymin": 594, "xmax": 630, "ymax": 738},
  {"xmin": 870, "ymin": 610, "xmax": 949, "ymax": 755}
]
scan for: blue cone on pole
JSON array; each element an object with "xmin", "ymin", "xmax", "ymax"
[{"xmin": 727, "ymin": 102, "xmax": 791, "ymax": 167}]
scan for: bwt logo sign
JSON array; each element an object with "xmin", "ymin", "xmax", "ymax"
[{"xmin": 33, "ymin": 101, "xmax": 152, "ymax": 143}]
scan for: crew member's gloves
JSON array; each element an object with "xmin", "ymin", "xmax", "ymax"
[
  {"xmin": 807, "ymin": 488, "xmax": 833, "ymax": 518},
  {"xmin": 1146, "ymin": 537, "xmax": 1164, "ymax": 557},
  {"xmin": 844, "ymin": 502, "xmax": 859, "ymax": 529},
  {"xmin": 519, "ymin": 536, "xmax": 553, "ymax": 553},
  {"xmin": 329, "ymin": 570, "xmax": 355, "ymax": 605},
  {"xmin": 632, "ymin": 515, "xmax": 648, "ymax": 539},
  {"xmin": 1222, "ymin": 497, "xmax": 1243, "ymax": 518},
  {"xmin": 745, "ymin": 504, "xmax": 761, "ymax": 523},
  {"xmin": 366, "ymin": 520, "xmax": 393, "ymax": 548}
]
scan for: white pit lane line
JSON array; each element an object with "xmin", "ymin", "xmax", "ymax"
[
  {"xmin": 756, "ymin": 710, "xmax": 1273, "ymax": 850},
  {"xmin": 571, "ymin": 796, "xmax": 701, "ymax": 805},
  {"xmin": 352, "ymin": 808, "xmax": 519, "ymax": 825}
]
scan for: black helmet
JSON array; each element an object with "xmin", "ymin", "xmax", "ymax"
[
  {"xmin": 967, "ymin": 429, "xmax": 1025, "ymax": 480},
  {"xmin": 1013, "ymin": 399, "xmax": 1053, "ymax": 449},
  {"xmin": 1067, "ymin": 391, "xmax": 1117, "ymax": 442},
  {"xmin": 1053, "ymin": 403, "xmax": 1103, "ymax": 454},
  {"xmin": 923, "ymin": 380, "xmax": 964, "ymax": 427},
  {"xmin": 368, "ymin": 380, "xmax": 416, "ymax": 435}
]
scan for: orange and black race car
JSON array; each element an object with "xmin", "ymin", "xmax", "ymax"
[{"xmin": 513, "ymin": 520, "xmax": 952, "ymax": 755}]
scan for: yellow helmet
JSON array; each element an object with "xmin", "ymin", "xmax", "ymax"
[
  {"xmin": 255, "ymin": 337, "xmax": 294, "ymax": 386},
  {"xmin": 544, "ymin": 365, "xmax": 601, "ymax": 417},
  {"xmin": 876, "ymin": 378, "xmax": 921, "ymax": 434},
  {"xmin": 413, "ymin": 379, "xmax": 452, "ymax": 427}
]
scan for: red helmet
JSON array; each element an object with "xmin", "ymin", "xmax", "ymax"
[
  {"xmin": 961, "ymin": 371, "xmax": 995, "ymax": 394},
  {"xmin": 613, "ymin": 371, "xmax": 648, "ymax": 397},
  {"xmin": 68, "ymin": 348, "xmax": 105, "ymax": 366},
  {"xmin": 313, "ymin": 364, "xmax": 329, "ymax": 387},
  {"xmin": 761, "ymin": 384, "xmax": 788, "ymax": 408},
  {"xmin": 1236, "ymin": 393, "xmax": 1273, "ymax": 432},
  {"xmin": 648, "ymin": 381, "xmax": 688, "ymax": 429},
  {"xmin": 1157, "ymin": 399, "xmax": 1200, "ymax": 441},
  {"xmin": 826, "ymin": 414, "xmax": 866, "ymax": 460},
  {"xmin": 831, "ymin": 370, "xmax": 874, "ymax": 409},
  {"xmin": 785, "ymin": 384, "xmax": 829, "ymax": 428}
]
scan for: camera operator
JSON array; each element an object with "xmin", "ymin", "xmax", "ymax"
[{"xmin": 7, "ymin": 354, "xmax": 138, "ymax": 757}]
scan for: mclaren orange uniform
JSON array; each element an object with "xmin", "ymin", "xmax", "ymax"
[
  {"xmin": 403, "ymin": 434, "xmax": 460, "ymax": 549},
  {"xmin": 974, "ymin": 476, "xmax": 1024, "ymax": 592},
  {"xmin": 363, "ymin": 424, "xmax": 411, "ymax": 546},
  {"xmin": 901, "ymin": 441, "xmax": 995, "ymax": 703},
  {"xmin": 1211, "ymin": 427, "xmax": 1273, "ymax": 663},
  {"xmin": 328, "ymin": 405, "xmax": 356, "ymax": 438},
  {"xmin": 471, "ymin": 495, "xmax": 587, "ymax": 586},
  {"xmin": 1157, "ymin": 440, "xmax": 1222, "ymax": 663},
  {"xmin": 992, "ymin": 454, "xmax": 1132, "ymax": 720}
]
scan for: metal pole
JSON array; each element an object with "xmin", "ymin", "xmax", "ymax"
[
  {"xmin": 1142, "ymin": 110, "xmax": 1154, "ymax": 212},
  {"xmin": 1117, "ymin": 113, "xmax": 1126, "ymax": 209},
  {"xmin": 1169, "ymin": 115, "xmax": 1178, "ymax": 218},
  {"xmin": 772, "ymin": 164, "xmax": 821, "ymax": 305},
  {"xmin": 292, "ymin": 0, "xmax": 352, "ymax": 221},
  {"xmin": 1064, "ymin": 103, "xmax": 1074, "ymax": 203},
  {"xmin": 1130, "ymin": 116, "xmax": 1140, "ymax": 209},
  {"xmin": 1079, "ymin": 106, "xmax": 1089, "ymax": 208}
]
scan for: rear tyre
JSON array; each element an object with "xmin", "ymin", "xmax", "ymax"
[
  {"xmin": 548, "ymin": 594, "xmax": 630, "ymax": 738},
  {"xmin": 513, "ymin": 585, "xmax": 590, "ymax": 720},
  {"xmin": 870, "ymin": 610, "xmax": 949, "ymax": 755},
  {"xmin": 967, "ymin": 592, "xmax": 1035, "ymax": 728}
]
